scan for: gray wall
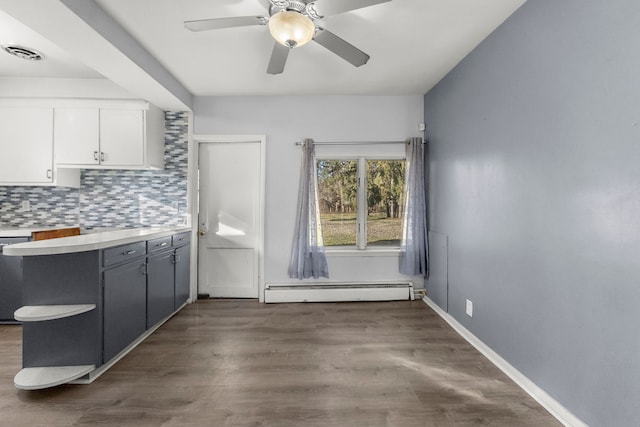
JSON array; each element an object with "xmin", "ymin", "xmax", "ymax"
[
  {"xmin": 193, "ymin": 95, "xmax": 424, "ymax": 286},
  {"xmin": 424, "ymin": 0, "xmax": 640, "ymax": 425}
]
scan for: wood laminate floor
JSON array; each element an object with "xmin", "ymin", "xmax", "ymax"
[{"xmin": 0, "ymin": 300, "xmax": 559, "ymax": 426}]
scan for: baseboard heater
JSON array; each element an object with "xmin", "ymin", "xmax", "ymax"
[{"xmin": 264, "ymin": 282, "xmax": 414, "ymax": 303}]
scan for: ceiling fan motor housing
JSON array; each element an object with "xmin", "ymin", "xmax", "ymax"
[
  {"xmin": 270, "ymin": 0, "xmax": 321, "ymax": 18},
  {"xmin": 285, "ymin": 1, "xmax": 307, "ymax": 13}
]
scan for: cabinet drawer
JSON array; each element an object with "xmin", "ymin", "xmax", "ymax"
[
  {"xmin": 172, "ymin": 232, "xmax": 191, "ymax": 247},
  {"xmin": 147, "ymin": 236, "xmax": 172, "ymax": 252},
  {"xmin": 103, "ymin": 242, "xmax": 146, "ymax": 267}
]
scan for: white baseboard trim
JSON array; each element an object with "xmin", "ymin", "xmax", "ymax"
[
  {"xmin": 422, "ymin": 296, "xmax": 587, "ymax": 427},
  {"xmin": 265, "ymin": 282, "xmax": 414, "ymax": 303}
]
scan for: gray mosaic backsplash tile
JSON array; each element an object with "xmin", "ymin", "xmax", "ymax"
[
  {"xmin": 0, "ymin": 111, "xmax": 189, "ymax": 230},
  {"xmin": 0, "ymin": 186, "xmax": 79, "ymax": 228}
]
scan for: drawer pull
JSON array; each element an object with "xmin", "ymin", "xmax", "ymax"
[
  {"xmin": 122, "ymin": 250, "xmax": 136, "ymax": 255},
  {"xmin": 156, "ymin": 242, "xmax": 168, "ymax": 247}
]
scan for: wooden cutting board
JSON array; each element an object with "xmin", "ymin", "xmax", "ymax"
[{"xmin": 31, "ymin": 227, "xmax": 81, "ymax": 241}]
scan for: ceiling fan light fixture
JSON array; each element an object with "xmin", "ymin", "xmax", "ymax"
[{"xmin": 268, "ymin": 10, "xmax": 315, "ymax": 48}]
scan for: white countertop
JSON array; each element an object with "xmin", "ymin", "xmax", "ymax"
[
  {"xmin": 0, "ymin": 227, "xmax": 71, "ymax": 238},
  {"xmin": 3, "ymin": 226, "xmax": 191, "ymax": 256}
]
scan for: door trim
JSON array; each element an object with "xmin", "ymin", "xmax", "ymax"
[{"xmin": 190, "ymin": 134, "xmax": 266, "ymax": 302}]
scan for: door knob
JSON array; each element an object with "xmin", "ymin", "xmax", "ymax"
[{"xmin": 199, "ymin": 229, "xmax": 206, "ymax": 236}]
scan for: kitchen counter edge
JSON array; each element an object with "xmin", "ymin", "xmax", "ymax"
[
  {"xmin": 0, "ymin": 227, "xmax": 74, "ymax": 238},
  {"xmin": 3, "ymin": 227, "xmax": 192, "ymax": 256}
]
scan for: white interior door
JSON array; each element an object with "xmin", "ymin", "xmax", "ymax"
[{"xmin": 198, "ymin": 140, "xmax": 263, "ymax": 298}]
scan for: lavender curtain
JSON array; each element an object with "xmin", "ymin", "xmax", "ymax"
[
  {"xmin": 400, "ymin": 137, "xmax": 429, "ymax": 276},
  {"xmin": 288, "ymin": 139, "xmax": 329, "ymax": 279}
]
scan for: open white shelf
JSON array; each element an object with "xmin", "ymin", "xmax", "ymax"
[
  {"xmin": 14, "ymin": 365, "xmax": 95, "ymax": 390},
  {"xmin": 14, "ymin": 304, "xmax": 96, "ymax": 322}
]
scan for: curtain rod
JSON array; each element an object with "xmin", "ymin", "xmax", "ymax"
[{"xmin": 295, "ymin": 140, "xmax": 411, "ymax": 146}]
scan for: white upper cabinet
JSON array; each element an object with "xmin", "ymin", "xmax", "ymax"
[
  {"xmin": 54, "ymin": 100, "xmax": 165, "ymax": 170},
  {"xmin": 0, "ymin": 105, "xmax": 79, "ymax": 187},
  {"xmin": 0, "ymin": 107, "xmax": 53, "ymax": 184},
  {"xmin": 54, "ymin": 108, "xmax": 100, "ymax": 165},
  {"xmin": 99, "ymin": 109, "xmax": 144, "ymax": 167}
]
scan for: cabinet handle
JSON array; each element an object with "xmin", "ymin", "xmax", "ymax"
[
  {"xmin": 140, "ymin": 263, "xmax": 147, "ymax": 275},
  {"xmin": 46, "ymin": 169, "xmax": 52, "ymax": 179},
  {"xmin": 93, "ymin": 151, "xmax": 99, "ymax": 161},
  {"xmin": 171, "ymin": 254, "xmax": 181, "ymax": 264},
  {"xmin": 100, "ymin": 152, "xmax": 105, "ymax": 162},
  {"xmin": 122, "ymin": 250, "xmax": 136, "ymax": 255},
  {"xmin": 156, "ymin": 242, "xmax": 168, "ymax": 247}
]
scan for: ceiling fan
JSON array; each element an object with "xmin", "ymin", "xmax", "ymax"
[{"xmin": 184, "ymin": 0, "xmax": 391, "ymax": 75}]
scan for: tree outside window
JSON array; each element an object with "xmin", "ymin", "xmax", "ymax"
[{"xmin": 317, "ymin": 158, "xmax": 405, "ymax": 249}]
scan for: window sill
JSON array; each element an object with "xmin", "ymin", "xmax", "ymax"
[{"xmin": 325, "ymin": 248, "xmax": 401, "ymax": 257}]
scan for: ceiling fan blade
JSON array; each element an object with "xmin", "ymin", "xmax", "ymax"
[
  {"xmin": 184, "ymin": 16, "xmax": 267, "ymax": 32},
  {"xmin": 267, "ymin": 42, "xmax": 290, "ymax": 75},
  {"xmin": 308, "ymin": 0, "xmax": 391, "ymax": 17},
  {"xmin": 313, "ymin": 29, "xmax": 370, "ymax": 67}
]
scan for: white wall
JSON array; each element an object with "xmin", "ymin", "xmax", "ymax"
[
  {"xmin": 0, "ymin": 77, "xmax": 136, "ymax": 99},
  {"xmin": 193, "ymin": 95, "xmax": 424, "ymax": 287}
]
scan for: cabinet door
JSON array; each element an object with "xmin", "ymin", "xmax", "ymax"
[
  {"xmin": 147, "ymin": 250, "xmax": 175, "ymax": 328},
  {"xmin": 103, "ymin": 260, "xmax": 147, "ymax": 362},
  {"xmin": 99, "ymin": 109, "xmax": 144, "ymax": 166},
  {"xmin": 54, "ymin": 108, "xmax": 100, "ymax": 165},
  {"xmin": 0, "ymin": 107, "xmax": 53, "ymax": 183},
  {"xmin": 174, "ymin": 244, "xmax": 191, "ymax": 309}
]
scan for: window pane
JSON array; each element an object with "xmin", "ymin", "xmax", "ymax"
[
  {"xmin": 317, "ymin": 160, "xmax": 358, "ymax": 246},
  {"xmin": 366, "ymin": 160, "xmax": 405, "ymax": 247}
]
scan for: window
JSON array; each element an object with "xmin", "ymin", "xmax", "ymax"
[{"xmin": 317, "ymin": 157, "xmax": 406, "ymax": 249}]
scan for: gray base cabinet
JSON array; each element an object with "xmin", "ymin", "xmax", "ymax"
[
  {"xmin": 147, "ymin": 250, "xmax": 175, "ymax": 328},
  {"xmin": 0, "ymin": 237, "xmax": 28, "ymax": 322},
  {"xmin": 21, "ymin": 251, "xmax": 102, "ymax": 368},
  {"xmin": 174, "ymin": 244, "xmax": 190, "ymax": 309},
  {"xmin": 103, "ymin": 259, "xmax": 147, "ymax": 362},
  {"xmin": 147, "ymin": 233, "xmax": 191, "ymax": 327},
  {"xmin": 14, "ymin": 229, "xmax": 191, "ymax": 389}
]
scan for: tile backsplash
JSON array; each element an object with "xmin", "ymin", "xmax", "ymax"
[
  {"xmin": 0, "ymin": 186, "xmax": 79, "ymax": 228},
  {"xmin": 0, "ymin": 111, "xmax": 189, "ymax": 229}
]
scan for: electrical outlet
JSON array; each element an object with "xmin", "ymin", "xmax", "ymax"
[
  {"xmin": 466, "ymin": 299, "xmax": 473, "ymax": 317},
  {"xmin": 21, "ymin": 200, "xmax": 31, "ymax": 212}
]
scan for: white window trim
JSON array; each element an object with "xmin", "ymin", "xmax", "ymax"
[
  {"xmin": 325, "ymin": 247, "xmax": 402, "ymax": 257},
  {"xmin": 357, "ymin": 157, "xmax": 367, "ymax": 250},
  {"xmin": 317, "ymin": 147, "xmax": 406, "ymax": 253}
]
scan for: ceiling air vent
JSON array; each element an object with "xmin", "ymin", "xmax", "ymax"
[{"xmin": 2, "ymin": 45, "xmax": 44, "ymax": 61}]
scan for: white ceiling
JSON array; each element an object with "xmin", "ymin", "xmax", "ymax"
[
  {"xmin": 0, "ymin": 0, "xmax": 526, "ymax": 108},
  {"xmin": 0, "ymin": 9, "xmax": 101, "ymax": 79}
]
